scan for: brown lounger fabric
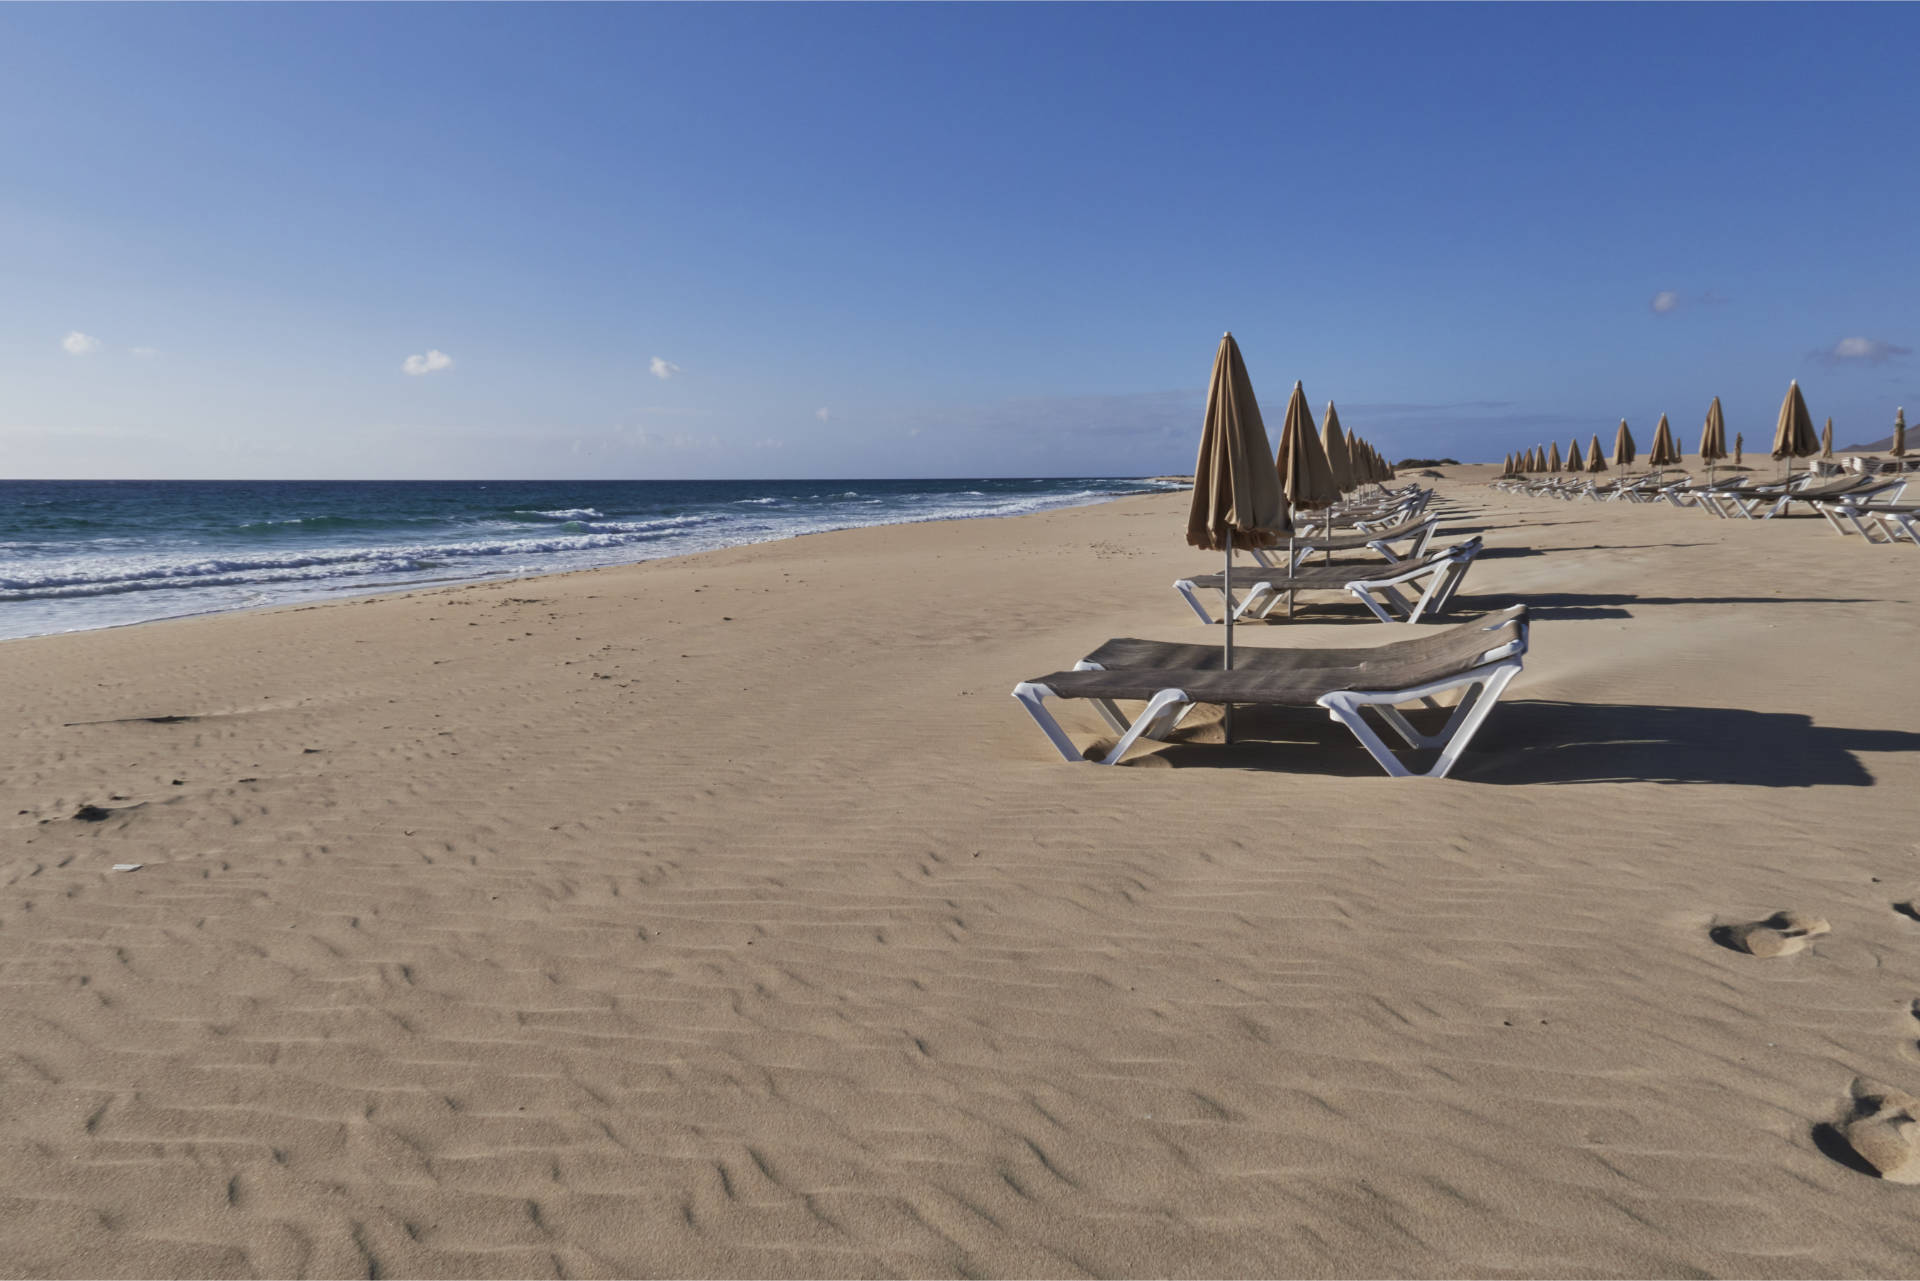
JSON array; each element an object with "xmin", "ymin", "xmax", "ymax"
[
  {"xmin": 1183, "ymin": 540, "xmax": 1473, "ymax": 592},
  {"xmin": 1293, "ymin": 515, "xmax": 1433, "ymax": 550},
  {"xmin": 1032, "ymin": 626, "xmax": 1520, "ymax": 705},
  {"xmin": 1081, "ymin": 608, "xmax": 1524, "ymax": 673}
]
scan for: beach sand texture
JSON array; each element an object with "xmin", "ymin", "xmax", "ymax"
[{"xmin": 6, "ymin": 465, "xmax": 1920, "ymax": 1277}]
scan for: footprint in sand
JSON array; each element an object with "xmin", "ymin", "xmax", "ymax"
[
  {"xmin": 1710, "ymin": 910, "xmax": 1830, "ymax": 957},
  {"xmin": 1828, "ymin": 1078, "xmax": 1920, "ymax": 1182}
]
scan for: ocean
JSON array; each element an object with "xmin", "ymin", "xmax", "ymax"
[{"xmin": 0, "ymin": 477, "xmax": 1181, "ymax": 640}]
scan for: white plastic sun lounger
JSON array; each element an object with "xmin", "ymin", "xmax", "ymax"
[
  {"xmin": 1713, "ymin": 474, "xmax": 1905, "ymax": 520},
  {"xmin": 1246, "ymin": 513, "xmax": 1441, "ymax": 572},
  {"xmin": 1174, "ymin": 538, "xmax": 1482, "ymax": 626},
  {"xmin": 1010, "ymin": 606, "xmax": 1528, "ymax": 778}
]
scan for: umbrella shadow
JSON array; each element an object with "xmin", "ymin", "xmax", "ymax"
[{"xmin": 1457, "ymin": 700, "xmax": 1920, "ymax": 786}]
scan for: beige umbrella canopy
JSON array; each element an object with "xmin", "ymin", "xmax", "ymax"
[
  {"xmin": 1322, "ymin": 403, "xmax": 1356, "ymax": 493},
  {"xmin": 1187, "ymin": 333, "xmax": 1288, "ymax": 552},
  {"xmin": 1770, "ymin": 379, "xmax": 1819, "ymax": 476},
  {"xmin": 1588, "ymin": 434, "xmax": 1608, "ymax": 473},
  {"xmin": 1277, "ymin": 384, "xmax": 1341, "ymax": 513},
  {"xmin": 1567, "ymin": 438, "xmax": 1587, "ymax": 472},
  {"xmin": 1700, "ymin": 397, "xmax": 1729, "ymax": 469},
  {"xmin": 1614, "ymin": 420, "xmax": 1637, "ymax": 470},
  {"xmin": 1646, "ymin": 414, "xmax": 1681, "ymax": 468},
  {"xmin": 1735, "ymin": 432, "xmax": 1744, "ymax": 465},
  {"xmin": 1820, "ymin": 418, "xmax": 1834, "ymax": 460},
  {"xmin": 1894, "ymin": 408, "xmax": 1908, "ymax": 459},
  {"xmin": 1504, "ymin": 452, "xmax": 1515, "ymax": 476},
  {"xmin": 1546, "ymin": 441, "xmax": 1562, "ymax": 472},
  {"xmin": 1185, "ymin": 333, "xmax": 1289, "ymax": 735}
]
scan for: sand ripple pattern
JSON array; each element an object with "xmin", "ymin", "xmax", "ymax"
[{"xmin": 6, "ymin": 483, "xmax": 1920, "ymax": 1275}]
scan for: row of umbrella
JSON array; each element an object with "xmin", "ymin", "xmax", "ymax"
[
  {"xmin": 1184, "ymin": 333, "xmax": 1397, "ymax": 740},
  {"xmin": 1504, "ymin": 386, "xmax": 1910, "ymax": 479},
  {"xmin": 1187, "ymin": 333, "xmax": 1396, "ymax": 557}
]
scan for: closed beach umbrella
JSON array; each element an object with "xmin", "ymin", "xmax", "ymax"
[
  {"xmin": 1820, "ymin": 418, "xmax": 1834, "ymax": 460},
  {"xmin": 1588, "ymin": 434, "xmax": 1608, "ymax": 473},
  {"xmin": 1322, "ymin": 403, "xmax": 1357, "ymax": 493},
  {"xmin": 1279, "ymin": 387, "xmax": 1340, "ymax": 514},
  {"xmin": 1735, "ymin": 432, "xmax": 1744, "ymax": 466},
  {"xmin": 1547, "ymin": 441, "xmax": 1562, "ymax": 473},
  {"xmin": 1614, "ymin": 420, "xmax": 1637, "ymax": 472},
  {"xmin": 1700, "ymin": 397, "xmax": 1728, "ymax": 479},
  {"xmin": 1647, "ymin": 414, "xmax": 1681, "ymax": 468},
  {"xmin": 1504, "ymin": 452, "xmax": 1515, "ymax": 476},
  {"xmin": 1770, "ymin": 379, "xmax": 1819, "ymax": 479},
  {"xmin": 1276, "ymin": 385, "xmax": 1340, "ymax": 571},
  {"xmin": 1893, "ymin": 408, "xmax": 1907, "ymax": 459},
  {"xmin": 1186, "ymin": 332, "xmax": 1289, "ymax": 737},
  {"xmin": 1567, "ymin": 438, "xmax": 1586, "ymax": 472}
]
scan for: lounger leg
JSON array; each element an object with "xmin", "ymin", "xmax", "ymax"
[
  {"xmin": 1011, "ymin": 683, "xmax": 1087, "ymax": 763},
  {"xmin": 1316, "ymin": 660, "xmax": 1520, "ymax": 779},
  {"xmin": 1428, "ymin": 666, "xmax": 1518, "ymax": 777},
  {"xmin": 1406, "ymin": 571, "xmax": 1452, "ymax": 623},
  {"xmin": 1319, "ymin": 700, "xmax": 1414, "ymax": 778},
  {"xmin": 1173, "ymin": 580, "xmax": 1217, "ymax": 624},
  {"xmin": 1232, "ymin": 583, "xmax": 1281, "ymax": 621},
  {"xmin": 1011, "ymin": 683, "xmax": 1193, "ymax": 765},
  {"xmin": 1348, "ymin": 584, "xmax": 1399, "ymax": 624},
  {"xmin": 1098, "ymin": 689, "xmax": 1193, "ymax": 763}
]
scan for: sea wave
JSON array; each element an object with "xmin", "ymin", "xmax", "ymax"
[{"xmin": 0, "ymin": 517, "xmax": 725, "ymax": 602}]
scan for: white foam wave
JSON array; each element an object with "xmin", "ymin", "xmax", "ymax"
[{"xmin": 519, "ymin": 507, "xmax": 605, "ymax": 520}]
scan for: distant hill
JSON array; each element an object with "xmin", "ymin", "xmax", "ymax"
[{"xmin": 1841, "ymin": 433, "xmax": 1900, "ymax": 452}]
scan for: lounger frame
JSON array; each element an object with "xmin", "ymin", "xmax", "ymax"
[
  {"xmin": 1010, "ymin": 630, "xmax": 1525, "ymax": 778},
  {"xmin": 1174, "ymin": 541, "xmax": 1480, "ymax": 626}
]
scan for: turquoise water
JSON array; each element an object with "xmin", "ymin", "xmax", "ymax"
[{"xmin": 0, "ymin": 477, "xmax": 1178, "ymax": 639}]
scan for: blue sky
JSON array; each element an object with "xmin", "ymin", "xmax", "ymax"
[{"xmin": 3, "ymin": 3, "xmax": 1915, "ymax": 478}]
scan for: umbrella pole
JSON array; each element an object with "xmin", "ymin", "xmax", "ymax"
[{"xmin": 1223, "ymin": 529, "xmax": 1234, "ymax": 745}]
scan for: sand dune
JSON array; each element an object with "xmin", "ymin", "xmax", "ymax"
[{"xmin": 6, "ymin": 465, "xmax": 1920, "ymax": 1276}]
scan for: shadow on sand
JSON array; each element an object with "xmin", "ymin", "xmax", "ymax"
[
  {"xmin": 1113, "ymin": 699, "xmax": 1918, "ymax": 787},
  {"xmin": 1459, "ymin": 700, "xmax": 1919, "ymax": 786},
  {"xmin": 1448, "ymin": 591, "xmax": 1876, "ymax": 622}
]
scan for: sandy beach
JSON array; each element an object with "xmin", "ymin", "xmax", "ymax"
[{"xmin": 8, "ymin": 466, "xmax": 1920, "ymax": 1277}]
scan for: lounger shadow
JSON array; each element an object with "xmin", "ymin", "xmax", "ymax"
[{"xmin": 1457, "ymin": 700, "xmax": 1920, "ymax": 787}]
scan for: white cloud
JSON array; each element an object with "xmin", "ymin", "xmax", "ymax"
[
  {"xmin": 62, "ymin": 331, "xmax": 102, "ymax": 356},
  {"xmin": 402, "ymin": 349, "xmax": 454, "ymax": 376},
  {"xmin": 814, "ymin": 407, "xmax": 831, "ymax": 422},
  {"xmin": 1814, "ymin": 336, "xmax": 1912, "ymax": 367},
  {"xmin": 1650, "ymin": 291, "xmax": 1681, "ymax": 315},
  {"xmin": 130, "ymin": 346, "xmax": 158, "ymax": 359},
  {"xmin": 649, "ymin": 356, "xmax": 681, "ymax": 380}
]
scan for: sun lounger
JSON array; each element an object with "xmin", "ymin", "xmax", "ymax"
[
  {"xmin": 1010, "ymin": 607, "xmax": 1528, "ymax": 777},
  {"xmin": 1659, "ymin": 476, "xmax": 1745, "ymax": 507},
  {"xmin": 1174, "ymin": 538, "xmax": 1482, "ymax": 625},
  {"xmin": 1843, "ymin": 499, "xmax": 1920, "ymax": 545},
  {"xmin": 1713, "ymin": 474, "xmax": 1904, "ymax": 520},
  {"xmin": 1247, "ymin": 513, "xmax": 1440, "ymax": 571}
]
